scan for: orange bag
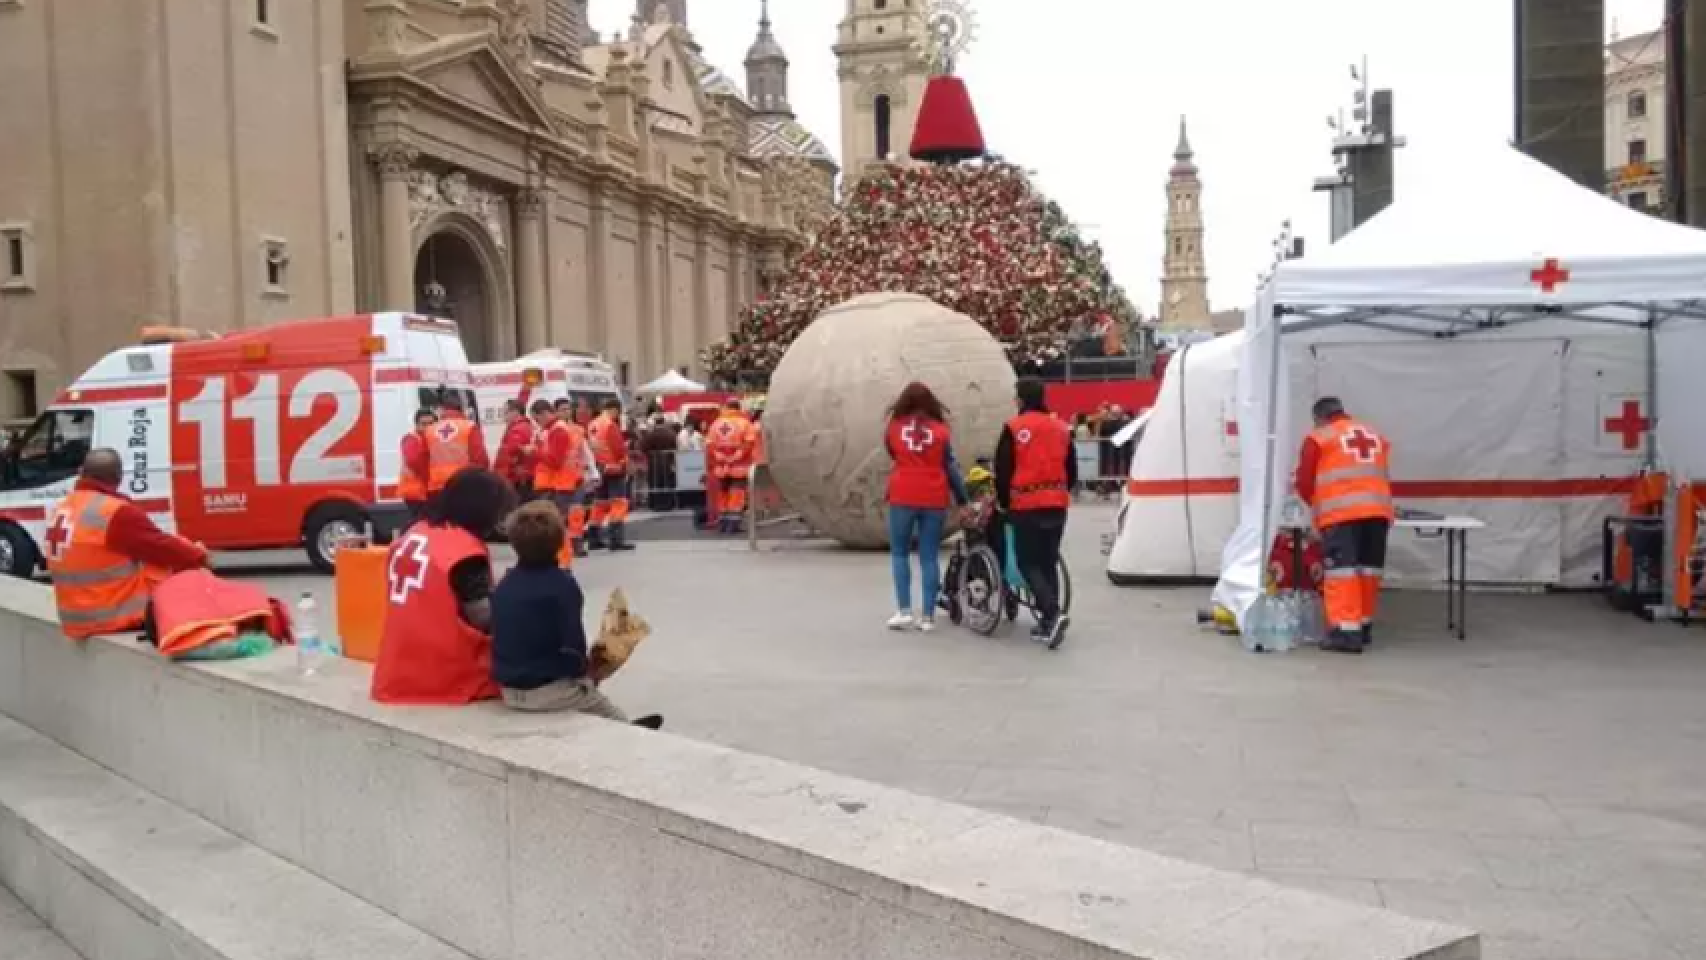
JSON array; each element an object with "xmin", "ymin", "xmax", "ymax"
[{"xmin": 335, "ymin": 545, "xmax": 390, "ymax": 663}]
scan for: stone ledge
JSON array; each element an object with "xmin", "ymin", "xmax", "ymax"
[
  {"xmin": 0, "ymin": 576, "xmax": 1480, "ymax": 960},
  {"xmin": 0, "ymin": 885, "xmax": 82, "ymax": 960},
  {"xmin": 0, "ymin": 714, "xmax": 476, "ymax": 960}
]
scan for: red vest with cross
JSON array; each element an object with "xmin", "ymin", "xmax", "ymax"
[
  {"xmin": 885, "ymin": 415, "xmax": 952, "ymax": 509},
  {"xmin": 371, "ymin": 523, "xmax": 499, "ymax": 705},
  {"xmin": 1007, "ymin": 412, "xmax": 1073, "ymax": 511},
  {"xmin": 425, "ymin": 417, "xmax": 477, "ymax": 493},
  {"xmin": 1308, "ymin": 417, "xmax": 1394, "ymax": 529}
]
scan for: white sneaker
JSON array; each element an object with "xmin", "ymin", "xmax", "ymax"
[
  {"xmin": 887, "ymin": 611, "xmax": 915, "ymax": 631},
  {"xmin": 917, "ymin": 617, "xmax": 935, "ymax": 633}
]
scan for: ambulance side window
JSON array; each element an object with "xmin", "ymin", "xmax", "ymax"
[{"xmin": 2, "ymin": 409, "xmax": 93, "ymax": 490}]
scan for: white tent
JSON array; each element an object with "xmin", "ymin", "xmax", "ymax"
[
  {"xmin": 636, "ymin": 370, "xmax": 707, "ymax": 395},
  {"xmin": 1107, "ymin": 333, "xmax": 1244, "ymax": 582},
  {"xmin": 1212, "ymin": 144, "xmax": 1706, "ymax": 626}
]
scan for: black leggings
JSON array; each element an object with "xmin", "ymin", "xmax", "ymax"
[{"xmin": 1009, "ymin": 509, "xmax": 1067, "ymax": 621}]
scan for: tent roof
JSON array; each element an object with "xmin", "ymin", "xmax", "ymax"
[
  {"xmin": 636, "ymin": 370, "xmax": 707, "ymax": 395},
  {"xmin": 1275, "ymin": 144, "xmax": 1706, "ymax": 307}
]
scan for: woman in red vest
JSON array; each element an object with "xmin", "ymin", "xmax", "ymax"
[
  {"xmin": 883, "ymin": 382, "xmax": 969, "ymax": 632},
  {"xmin": 372, "ymin": 468, "xmax": 515, "ymax": 705}
]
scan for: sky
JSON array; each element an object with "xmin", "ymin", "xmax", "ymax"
[{"xmin": 592, "ymin": 0, "xmax": 1665, "ymax": 318}]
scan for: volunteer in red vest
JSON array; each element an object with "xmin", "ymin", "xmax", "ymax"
[
  {"xmin": 372, "ymin": 468, "xmax": 515, "ymax": 705},
  {"xmin": 45, "ymin": 449, "xmax": 209, "ymax": 640},
  {"xmin": 495, "ymin": 399, "xmax": 536, "ymax": 499},
  {"xmin": 994, "ymin": 378, "xmax": 1077, "ymax": 649},
  {"xmin": 414, "ymin": 392, "xmax": 490, "ymax": 497},
  {"xmin": 533, "ymin": 399, "xmax": 598, "ymax": 560},
  {"xmin": 586, "ymin": 399, "xmax": 636, "ymax": 551},
  {"xmin": 398, "ymin": 408, "xmax": 435, "ymax": 522},
  {"xmin": 882, "ymin": 382, "xmax": 970, "ymax": 632},
  {"xmin": 706, "ymin": 399, "xmax": 755, "ymax": 535},
  {"xmin": 1295, "ymin": 396, "xmax": 1394, "ymax": 655}
]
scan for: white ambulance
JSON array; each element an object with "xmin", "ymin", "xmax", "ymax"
[
  {"xmin": 0, "ymin": 312, "xmax": 476, "ymax": 576},
  {"xmin": 470, "ymin": 349, "xmax": 625, "ymax": 457}
]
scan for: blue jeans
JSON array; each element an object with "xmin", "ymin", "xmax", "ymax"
[{"xmin": 888, "ymin": 505, "xmax": 946, "ymax": 615}]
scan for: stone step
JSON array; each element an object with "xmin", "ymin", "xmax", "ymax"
[
  {"xmin": 0, "ymin": 715, "xmax": 474, "ymax": 960},
  {"xmin": 0, "ymin": 885, "xmax": 82, "ymax": 960}
]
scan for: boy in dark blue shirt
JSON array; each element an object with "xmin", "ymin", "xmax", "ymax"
[{"xmin": 492, "ymin": 500, "xmax": 661, "ymax": 728}]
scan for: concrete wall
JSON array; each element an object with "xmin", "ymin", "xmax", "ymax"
[{"xmin": 0, "ymin": 577, "xmax": 1478, "ymax": 960}]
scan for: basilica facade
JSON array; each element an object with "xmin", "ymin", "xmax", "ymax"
[{"xmin": 0, "ymin": 0, "xmax": 836, "ymax": 415}]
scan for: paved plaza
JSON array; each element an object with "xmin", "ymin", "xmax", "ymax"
[{"xmin": 234, "ymin": 504, "xmax": 1706, "ymax": 960}]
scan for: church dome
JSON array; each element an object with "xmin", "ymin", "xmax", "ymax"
[{"xmin": 744, "ymin": 1, "xmax": 787, "ymax": 64}]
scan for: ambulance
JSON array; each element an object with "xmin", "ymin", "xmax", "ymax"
[
  {"xmin": 470, "ymin": 348, "xmax": 624, "ymax": 459},
  {"xmin": 0, "ymin": 313, "xmax": 476, "ymax": 577}
]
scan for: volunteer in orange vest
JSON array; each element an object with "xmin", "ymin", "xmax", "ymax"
[
  {"xmin": 495, "ymin": 399, "xmax": 536, "ymax": 499},
  {"xmin": 372, "ymin": 467, "xmax": 514, "ymax": 705},
  {"xmin": 994, "ymin": 378, "xmax": 1077, "ymax": 649},
  {"xmin": 45, "ymin": 449, "xmax": 209, "ymax": 640},
  {"xmin": 586, "ymin": 399, "xmax": 636, "ymax": 551},
  {"xmin": 398, "ymin": 408, "xmax": 436, "ymax": 522},
  {"xmin": 532, "ymin": 398, "xmax": 598, "ymax": 560},
  {"xmin": 706, "ymin": 399, "xmax": 755, "ymax": 535},
  {"xmin": 882, "ymin": 382, "xmax": 970, "ymax": 633},
  {"xmin": 1295, "ymin": 396, "xmax": 1393, "ymax": 655},
  {"xmin": 416, "ymin": 393, "xmax": 490, "ymax": 496}
]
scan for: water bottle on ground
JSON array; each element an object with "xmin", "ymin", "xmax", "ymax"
[{"xmin": 295, "ymin": 591, "xmax": 326, "ymax": 677}]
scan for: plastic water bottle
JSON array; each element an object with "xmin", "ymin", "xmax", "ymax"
[{"xmin": 295, "ymin": 592, "xmax": 326, "ymax": 677}]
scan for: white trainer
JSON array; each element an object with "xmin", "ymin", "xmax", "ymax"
[
  {"xmin": 917, "ymin": 617, "xmax": 936, "ymax": 633},
  {"xmin": 886, "ymin": 611, "xmax": 915, "ymax": 631}
]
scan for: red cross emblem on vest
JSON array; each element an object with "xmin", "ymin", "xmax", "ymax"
[
  {"xmin": 44, "ymin": 509, "xmax": 73, "ymax": 562},
  {"xmin": 900, "ymin": 420, "xmax": 934, "ymax": 453},
  {"xmin": 1341, "ymin": 427, "xmax": 1381, "ymax": 463},
  {"xmin": 434, "ymin": 421, "xmax": 460, "ymax": 442},
  {"xmin": 1529, "ymin": 258, "xmax": 1571, "ymax": 294}
]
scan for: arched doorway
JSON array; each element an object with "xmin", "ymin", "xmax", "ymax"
[{"xmin": 414, "ymin": 219, "xmax": 506, "ymax": 362}]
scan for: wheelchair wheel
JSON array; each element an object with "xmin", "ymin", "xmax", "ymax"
[
  {"xmin": 957, "ymin": 545, "xmax": 1004, "ymax": 637},
  {"xmin": 940, "ymin": 550, "xmax": 965, "ymax": 624},
  {"xmin": 1057, "ymin": 558, "xmax": 1073, "ymax": 617}
]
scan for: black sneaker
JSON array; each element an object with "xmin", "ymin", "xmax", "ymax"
[
  {"xmin": 1320, "ymin": 635, "xmax": 1365, "ymax": 655},
  {"xmin": 1046, "ymin": 615, "xmax": 1071, "ymax": 650},
  {"xmin": 632, "ymin": 714, "xmax": 664, "ymax": 730},
  {"xmin": 608, "ymin": 539, "xmax": 636, "ymax": 552}
]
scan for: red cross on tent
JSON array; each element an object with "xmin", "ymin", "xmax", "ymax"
[
  {"xmin": 1603, "ymin": 398, "xmax": 1651, "ymax": 452},
  {"xmin": 43, "ymin": 510, "xmax": 72, "ymax": 562},
  {"xmin": 1529, "ymin": 258, "xmax": 1571, "ymax": 294},
  {"xmin": 1341, "ymin": 427, "xmax": 1381, "ymax": 462}
]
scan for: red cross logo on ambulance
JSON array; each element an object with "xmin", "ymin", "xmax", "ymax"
[{"xmin": 1598, "ymin": 394, "xmax": 1651, "ymax": 454}]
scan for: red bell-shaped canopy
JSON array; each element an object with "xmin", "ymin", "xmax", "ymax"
[{"xmin": 909, "ymin": 74, "xmax": 986, "ymax": 164}]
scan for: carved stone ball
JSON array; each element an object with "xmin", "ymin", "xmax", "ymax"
[{"xmin": 763, "ymin": 292, "xmax": 1017, "ymax": 549}]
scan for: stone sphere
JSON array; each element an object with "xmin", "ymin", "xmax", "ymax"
[{"xmin": 764, "ymin": 292, "xmax": 1017, "ymax": 548}]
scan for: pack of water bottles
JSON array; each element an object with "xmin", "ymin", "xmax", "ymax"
[{"xmin": 1242, "ymin": 589, "xmax": 1325, "ymax": 653}]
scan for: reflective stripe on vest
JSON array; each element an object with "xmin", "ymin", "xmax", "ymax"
[
  {"xmin": 58, "ymin": 593, "xmax": 150, "ymax": 628},
  {"xmin": 47, "ymin": 491, "xmax": 155, "ymax": 639}
]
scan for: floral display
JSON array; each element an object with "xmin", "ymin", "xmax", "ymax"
[{"xmin": 703, "ymin": 158, "xmax": 1140, "ymax": 383}]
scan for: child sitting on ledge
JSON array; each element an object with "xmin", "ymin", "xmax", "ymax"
[{"xmin": 491, "ymin": 500, "xmax": 662, "ymax": 729}]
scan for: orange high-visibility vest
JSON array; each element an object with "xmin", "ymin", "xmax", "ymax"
[
  {"xmin": 532, "ymin": 420, "xmax": 587, "ymax": 493},
  {"xmin": 398, "ymin": 432, "xmax": 428, "ymax": 502},
  {"xmin": 45, "ymin": 490, "xmax": 155, "ymax": 640},
  {"xmin": 707, "ymin": 413, "xmax": 753, "ymax": 479},
  {"xmin": 1308, "ymin": 417, "xmax": 1394, "ymax": 529},
  {"xmin": 425, "ymin": 418, "xmax": 477, "ymax": 493},
  {"xmin": 1007, "ymin": 412, "xmax": 1072, "ymax": 511},
  {"xmin": 589, "ymin": 415, "xmax": 628, "ymax": 473}
]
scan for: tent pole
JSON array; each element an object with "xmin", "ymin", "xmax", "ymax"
[
  {"xmin": 1258, "ymin": 302, "xmax": 1286, "ymax": 592},
  {"xmin": 1646, "ymin": 305, "xmax": 1659, "ymax": 471}
]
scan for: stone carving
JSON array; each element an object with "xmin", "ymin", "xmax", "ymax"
[
  {"xmin": 494, "ymin": 0, "xmax": 535, "ymax": 74},
  {"xmin": 408, "ymin": 169, "xmax": 510, "ymax": 251},
  {"xmin": 369, "ymin": 143, "xmax": 419, "ymax": 179},
  {"xmin": 764, "ymin": 292, "xmax": 1017, "ymax": 549}
]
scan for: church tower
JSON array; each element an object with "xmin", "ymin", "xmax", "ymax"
[
  {"xmin": 1159, "ymin": 116, "xmax": 1212, "ymax": 330},
  {"xmin": 834, "ymin": 0, "xmax": 931, "ymax": 180},
  {"xmin": 745, "ymin": 0, "xmax": 790, "ymax": 117}
]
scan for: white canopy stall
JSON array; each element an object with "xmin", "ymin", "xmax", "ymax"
[
  {"xmin": 636, "ymin": 370, "xmax": 708, "ymax": 396},
  {"xmin": 1213, "ymin": 144, "xmax": 1706, "ymax": 625}
]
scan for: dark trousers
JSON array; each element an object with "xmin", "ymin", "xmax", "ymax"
[
  {"xmin": 1010, "ymin": 508, "xmax": 1067, "ymax": 622},
  {"xmin": 1321, "ymin": 518, "xmax": 1391, "ymax": 641}
]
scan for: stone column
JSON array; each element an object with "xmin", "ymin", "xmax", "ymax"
[
  {"xmin": 692, "ymin": 222, "xmax": 710, "ymax": 366},
  {"xmin": 515, "ymin": 187, "xmax": 549, "ymax": 354},
  {"xmin": 635, "ymin": 203, "xmax": 657, "ymax": 380},
  {"xmin": 588, "ymin": 184, "xmax": 609, "ymax": 353},
  {"xmin": 371, "ymin": 144, "xmax": 418, "ymax": 311}
]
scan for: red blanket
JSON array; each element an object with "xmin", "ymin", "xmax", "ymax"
[{"xmin": 149, "ymin": 569, "xmax": 292, "ymax": 658}]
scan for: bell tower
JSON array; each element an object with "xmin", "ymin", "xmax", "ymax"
[
  {"xmin": 834, "ymin": 0, "xmax": 930, "ymax": 180},
  {"xmin": 1160, "ymin": 116, "xmax": 1212, "ymax": 330}
]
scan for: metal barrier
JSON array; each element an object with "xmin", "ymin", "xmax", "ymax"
[
  {"xmin": 747, "ymin": 462, "xmax": 813, "ymax": 549},
  {"xmin": 1075, "ymin": 439, "xmax": 1129, "ymax": 500},
  {"xmin": 628, "ymin": 448, "xmax": 708, "ymax": 512}
]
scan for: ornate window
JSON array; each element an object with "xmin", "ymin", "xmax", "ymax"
[
  {"xmin": 1, "ymin": 222, "xmax": 35, "ymax": 293},
  {"xmin": 874, "ymin": 94, "xmax": 892, "ymax": 160},
  {"xmin": 1628, "ymin": 91, "xmax": 1647, "ymax": 119}
]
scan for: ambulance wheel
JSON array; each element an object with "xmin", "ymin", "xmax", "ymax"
[
  {"xmin": 0, "ymin": 523, "xmax": 38, "ymax": 579},
  {"xmin": 304, "ymin": 503, "xmax": 368, "ymax": 575}
]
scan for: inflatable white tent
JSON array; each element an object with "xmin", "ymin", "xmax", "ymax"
[
  {"xmin": 1203, "ymin": 144, "xmax": 1706, "ymax": 626},
  {"xmin": 1107, "ymin": 332, "xmax": 1244, "ymax": 582}
]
